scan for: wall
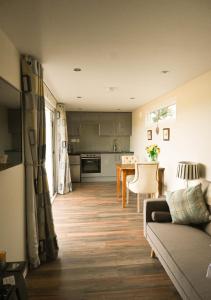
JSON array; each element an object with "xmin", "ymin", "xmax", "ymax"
[
  {"xmin": 0, "ymin": 28, "xmax": 25, "ymax": 261},
  {"xmin": 131, "ymin": 70, "xmax": 211, "ymax": 191}
]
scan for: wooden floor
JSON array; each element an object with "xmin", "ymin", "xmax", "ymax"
[{"xmin": 27, "ymin": 182, "xmax": 180, "ymax": 300}]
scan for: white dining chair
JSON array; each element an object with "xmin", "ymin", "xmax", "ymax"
[
  {"xmin": 121, "ymin": 155, "xmax": 138, "ymax": 183},
  {"xmin": 121, "ymin": 155, "xmax": 138, "ymax": 164},
  {"xmin": 126, "ymin": 162, "xmax": 159, "ymax": 213}
]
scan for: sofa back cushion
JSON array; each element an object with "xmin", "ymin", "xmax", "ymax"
[{"xmin": 166, "ymin": 184, "xmax": 211, "ymax": 225}]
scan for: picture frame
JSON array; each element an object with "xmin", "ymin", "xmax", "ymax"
[
  {"xmin": 147, "ymin": 129, "xmax": 152, "ymax": 140},
  {"xmin": 163, "ymin": 128, "xmax": 170, "ymax": 141}
]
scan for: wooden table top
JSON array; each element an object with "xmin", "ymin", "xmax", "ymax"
[
  {"xmin": 116, "ymin": 163, "xmax": 135, "ymax": 169},
  {"xmin": 116, "ymin": 163, "xmax": 165, "ymax": 171}
]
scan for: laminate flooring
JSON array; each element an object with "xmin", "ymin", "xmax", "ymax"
[{"xmin": 27, "ymin": 182, "xmax": 180, "ymax": 300}]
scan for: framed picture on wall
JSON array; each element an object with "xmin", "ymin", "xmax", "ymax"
[
  {"xmin": 147, "ymin": 130, "xmax": 152, "ymax": 140},
  {"xmin": 163, "ymin": 128, "xmax": 170, "ymax": 141}
]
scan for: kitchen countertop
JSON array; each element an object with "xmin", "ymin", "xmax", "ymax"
[{"xmin": 68, "ymin": 151, "xmax": 134, "ymax": 155}]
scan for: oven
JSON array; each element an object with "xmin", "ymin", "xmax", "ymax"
[{"xmin": 81, "ymin": 154, "xmax": 101, "ymax": 174}]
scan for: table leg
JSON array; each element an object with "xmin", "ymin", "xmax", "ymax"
[
  {"xmin": 116, "ymin": 166, "xmax": 121, "ymax": 199},
  {"xmin": 122, "ymin": 170, "xmax": 127, "ymax": 208}
]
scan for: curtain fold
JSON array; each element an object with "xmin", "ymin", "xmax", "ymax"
[
  {"xmin": 56, "ymin": 103, "xmax": 72, "ymax": 194},
  {"xmin": 21, "ymin": 55, "xmax": 58, "ymax": 268}
]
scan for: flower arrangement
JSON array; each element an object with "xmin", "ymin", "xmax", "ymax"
[{"xmin": 146, "ymin": 144, "xmax": 160, "ymax": 161}]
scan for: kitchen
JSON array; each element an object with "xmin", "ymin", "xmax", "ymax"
[{"xmin": 67, "ymin": 111, "xmax": 133, "ymax": 183}]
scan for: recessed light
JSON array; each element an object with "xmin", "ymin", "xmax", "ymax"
[
  {"xmin": 107, "ymin": 86, "xmax": 118, "ymax": 92},
  {"xmin": 76, "ymin": 96, "xmax": 82, "ymax": 99},
  {"xmin": 161, "ymin": 70, "xmax": 169, "ymax": 74},
  {"xmin": 73, "ymin": 68, "xmax": 82, "ymax": 72},
  {"xmin": 130, "ymin": 97, "xmax": 135, "ymax": 100}
]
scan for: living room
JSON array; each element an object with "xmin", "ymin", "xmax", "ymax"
[{"xmin": 0, "ymin": 1, "xmax": 211, "ymax": 299}]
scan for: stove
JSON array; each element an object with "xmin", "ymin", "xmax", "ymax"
[{"xmin": 81, "ymin": 154, "xmax": 101, "ymax": 173}]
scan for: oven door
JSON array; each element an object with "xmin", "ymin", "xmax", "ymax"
[{"xmin": 81, "ymin": 157, "xmax": 101, "ymax": 174}]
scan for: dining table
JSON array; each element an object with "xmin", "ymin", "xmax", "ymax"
[{"xmin": 116, "ymin": 163, "xmax": 165, "ymax": 208}]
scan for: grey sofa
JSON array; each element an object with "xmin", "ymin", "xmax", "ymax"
[{"xmin": 144, "ymin": 198, "xmax": 211, "ymax": 300}]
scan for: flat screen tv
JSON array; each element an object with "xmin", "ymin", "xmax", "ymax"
[{"xmin": 0, "ymin": 77, "xmax": 22, "ymax": 171}]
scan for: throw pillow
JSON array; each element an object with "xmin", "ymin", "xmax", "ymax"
[
  {"xmin": 151, "ymin": 211, "xmax": 172, "ymax": 223},
  {"xmin": 166, "ymin": 184, "xmax": 211, "ymax": 225}
]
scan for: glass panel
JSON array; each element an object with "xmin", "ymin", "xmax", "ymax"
[
  {"xmin": 45, "ymin": 107, "xmax": 54, "ymax": 201},
  {"xmin": 148, "ymin": 103, "xmax": 176, "ymax": 124}
]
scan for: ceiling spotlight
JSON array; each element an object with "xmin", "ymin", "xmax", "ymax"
[
  {"xmin": 161, "ymin": 70, "xmax": 169, "ymax": 74},
  {"xmin": 76, "ymin": 96, "xmax": 82, "ymax": 99},
  {"xmin": 130, "ymin": 97, "xmax": 135, "ymax": 100},
  {"xmin": 107, "ymin": 86, "xmax": 118, "ymax": 92},
  {"xmin": 73, "ymin": 68, "xmax": 82, "ymax": 72}
]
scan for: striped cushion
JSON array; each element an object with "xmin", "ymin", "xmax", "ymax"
[{"xmin": 166, "ymin": 184, "xmax": 211, "ymax": 225}]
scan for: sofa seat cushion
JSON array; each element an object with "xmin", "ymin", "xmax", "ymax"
[{"xmin": 147, "ymin": 222, "xmax": 211, "ymax": 300}]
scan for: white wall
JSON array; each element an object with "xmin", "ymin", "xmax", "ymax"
[
  {"xmin": 131, "ymin": 70, "xmax": 211, "ymax": 192},
  {"xmin": 0, "ymin": 28, "xmax": 25, "ymax": 261}
]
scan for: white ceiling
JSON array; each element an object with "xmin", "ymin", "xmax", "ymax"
[{"xmin": 0, "ymin": 0, "xmax": 211, "ymax": 112}]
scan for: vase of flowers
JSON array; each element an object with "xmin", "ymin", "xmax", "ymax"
[{"xmin": 146, "ymin": 144, "xmax": 160, "ymax": 161}]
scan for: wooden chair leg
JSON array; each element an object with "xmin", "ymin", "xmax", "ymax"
[
  {"xmin": 137, "ymin": 193, "xmax": 140, "ymax": 213},
  {"xmin": 126, "ymin": 188, "xmax": 129, "ymax": 205},
  {"xmin": 150, "ymin": 249, "xmax": 156, "ymax": 258}
]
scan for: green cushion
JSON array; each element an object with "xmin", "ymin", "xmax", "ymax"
[{"xmin": 166, "ymin": 184, "xmax": 211, "ymax": 225}]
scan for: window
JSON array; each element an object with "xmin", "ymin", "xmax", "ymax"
[{"xmin": 147, "ymin": 103, "xmax": 176, "ymax": 125}]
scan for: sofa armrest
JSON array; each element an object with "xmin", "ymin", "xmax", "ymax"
[{"xmin": 143, "ymin": 198, "xmax": 169, "ymax": 238}]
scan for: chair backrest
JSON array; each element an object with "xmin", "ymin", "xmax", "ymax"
[
  {"xmin": 121, "ymin": 155, "xmax": 137, "ymax": 164},
  {"xmin": 130, "ymin": 162, "xmax": 159, "ymax": 194}
]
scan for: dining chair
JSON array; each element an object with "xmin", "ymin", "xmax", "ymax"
[
  {"xmin": 121, "ymin": 155, "xmax": 138, "ymax": 183},
  {"xmin": 121, "ymin": 155, "xmax": 138, "ymax": 164},
  {"xmin": 126, "ymin": 162, "xmax": 159, "ymax": 213}
]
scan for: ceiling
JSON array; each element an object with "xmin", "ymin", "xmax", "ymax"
[{"xmin": 0, "ymin": 0, "xmax": 211, "ymax": 112}]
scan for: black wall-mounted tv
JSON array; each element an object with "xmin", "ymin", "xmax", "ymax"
[{"xmin": 0, "ymin": 77, "xmax": 22, "ymax": 171}]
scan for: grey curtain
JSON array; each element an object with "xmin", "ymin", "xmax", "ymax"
[
  {"xmin": 21, "ymin": 55, "xmax": 58, "ymax": 268},
  {"xmin": 56, "ymin": 103, "xmax": 72, "ymax": 194}
]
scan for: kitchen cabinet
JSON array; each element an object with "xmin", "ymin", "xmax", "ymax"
[
  {"xmin": 99, "ymin": 112, "xmax": 132, "ymax": 136},
  {"xmin": 116, "ymin": 113, "xmax": 132, "ymax": 136},
  {"xmin": 101, "ymin": 153, "xmax": 133, "ymax": 178},
  {"xmin": 101, "ymin": 154, "xmax": 116, "ymax": 177},
  {"xmin": 98, "ymin": 113, "xmax": 115, "ymax": 136},
  {"xmin": 66, "ymin": 112, "xmax": 81, "ymax": 137},
  {"xmin": 66, "ymin": 111, "xmax": 132, "ymax": 137},
  {"xmin": 69, "ymin": 155, "xmax": 81, "ymax": 182},
  {"xmin": 99, "ymin": 121, "xmax": 115, "ymax": 136}
]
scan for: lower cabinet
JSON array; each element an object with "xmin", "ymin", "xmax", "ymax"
[
  {"xmin": 101, "ymin": 154, "xmax": 118, "ymax": 177},
  {"xmin": 100, "ymin": 153, "xmax": 132, "ymax": 180},
  {"xmin": 80, "ymin": 153, "xmax": 133, "ymax": 182}
]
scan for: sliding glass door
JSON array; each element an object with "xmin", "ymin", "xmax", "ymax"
[{"xmin": 45, "ymin": 107, "xmax": 56, "ymax": 201}]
